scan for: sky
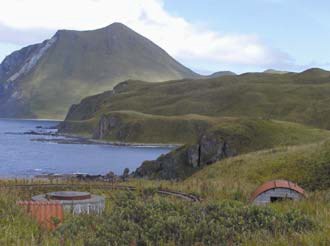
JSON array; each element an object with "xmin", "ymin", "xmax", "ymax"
[{"xmin": 0, "ymin": 0, "xmax": 329, "ymax": 74}]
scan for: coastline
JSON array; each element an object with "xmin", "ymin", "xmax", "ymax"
[
  {"xmin": 0, "ymin": 118, "xmax": 180, "ymax": 179},
  {"xmin": 0, "ymin": 117, "xmax": 180, "ymax": 148},
  {"xmin": 0, "ymin": 117, "xmax": 63, "ymax": 122},
  {"xmin": 57, "ymin": 132, "xmax": 182, "ymax": 148}
]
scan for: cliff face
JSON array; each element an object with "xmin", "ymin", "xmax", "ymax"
[
  {"xmin": 0, "ymin": 38, "xmax": 57, "ymax": 118},
  {"xmin": 88, "ymin": 111, "xmax": 213, "ymax": 144},
  {"xmin": 0, "ymin": 41, "xmax": 51, "ymax": 83},
  {"xmin": 134, "ymin": 133, "xmax": 236, "ymax": 179},
  {"xmin": 0, "ymin": 23, "xmax": 199, "ymax": 119}
]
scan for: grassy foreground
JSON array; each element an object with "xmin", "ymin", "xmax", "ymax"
[{"xmin": 0, "ymin": 182, "xmax": 325, "ymax": 246}]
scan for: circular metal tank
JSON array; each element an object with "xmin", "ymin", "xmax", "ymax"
[{"xmin": 32, "ymin": 191, "xmax": 105, "ymax": 214}]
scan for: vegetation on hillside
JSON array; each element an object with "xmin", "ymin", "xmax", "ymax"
[
  {"xmin": 182, "ymin": 139, "xmax": 330, "ymax": 199},
  {"xmin": 60, "ymin": 110, "xmax": 330, "ymax": 145},
  {"xmin": 57, "ymin": 192, "xmax": 314, "ymax": 245},
  {"xmin": 63, "ymin": 69, "xmax": 330, "ymax": 130}
]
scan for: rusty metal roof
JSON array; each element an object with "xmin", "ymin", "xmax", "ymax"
[
  {"xmin": 17, "ymin": 201, "xmax": 64, "ymax": 230},
  {"xmin": 249, "ymin": 180, "xmax": 305, "ymax": 203}
]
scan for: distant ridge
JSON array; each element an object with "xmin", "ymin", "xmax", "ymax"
[
  {"xmin": 263, "ymin": 69, "xmax": 289, "ymax": 74},
  {"xmin": 207, "ymin": 71, "xmax": 236, "ymax": 78},
  {"xmin": 299, "ymin": 68, "xmax": 330, "ymax": 78}
]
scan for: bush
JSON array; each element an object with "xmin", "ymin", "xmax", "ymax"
[{"xmin": 56, "ymin": 192, "xmax": 315, "ymax": 245}]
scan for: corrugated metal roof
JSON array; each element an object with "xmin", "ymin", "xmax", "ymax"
[
  {"xmin": 249, "ymin": 180, "xmax": 305, "ymax": 203},
  {"xmin": 17, "ymin": 201, "xmax": 64, "ymax": 230}
]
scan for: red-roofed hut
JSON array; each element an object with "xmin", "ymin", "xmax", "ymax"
[{"xmin": 250, "ymin": 180, "xmax": 305, "ymax": 205}]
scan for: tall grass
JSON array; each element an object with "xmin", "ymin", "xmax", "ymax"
[{"xmin": 0, "ymin": 180, "xmax": 328, "ymax": 245}]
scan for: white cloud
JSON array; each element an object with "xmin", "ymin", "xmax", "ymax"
[
  {"xmin": 0, "ymin": 0, "xmax": 292, "ymax": 71},
  {"xmin": 0, "ymin": 23, "xmax": 53, "ymax": 45}
]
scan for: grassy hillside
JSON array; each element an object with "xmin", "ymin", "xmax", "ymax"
[
  {"xmin": 127, "ymin": 139, "xmax": 330, "ymax": 244},
  {"xmin": 59, "ymin": 110, "xmax": 330, "ymax": 146},
  {"xmin": 64, "ymin": 68, "xmax": 330, "ymax": 130},
  {"xmin": 60, "ymin": 111, "xmax": 215, "ymax": 143},
  {"xmin": 166, "ymin": 139, "xmax": 330, "ymax": 202}
]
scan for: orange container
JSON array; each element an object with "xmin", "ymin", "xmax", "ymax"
[{"xmin": 17, "ymin": 201, "xmax": 64, "ymax": 230}]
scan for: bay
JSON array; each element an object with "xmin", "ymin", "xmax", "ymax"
[{"xmin": 0, "ymin": 119, "xmax": 171, "ymax": 178}]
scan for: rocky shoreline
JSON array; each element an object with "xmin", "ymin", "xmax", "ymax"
[
  {"xmin": 60, "ymin": 133, "xmax": 181, "ymax": 148},
  {"xmin": 5, "ymin": 126, "xmax": 180, "ymax": 180},
  {"xmin": 21, "ymin": 126, "xmax": 234, "ymax": 180},
  {"xmin": 13, "ymin": 129, "xmax": 181, "ymax": 148},
  {"xmin": 34, "ymin": 172, "xmax": 125, "ymax": 182}
]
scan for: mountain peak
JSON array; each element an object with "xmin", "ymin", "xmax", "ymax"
[
  {"xmin": 300, "ymin": 68, "xmax": 330, "ymax": 77},
  {"xmin": 53, "ymin": 23, "xmax": 129, "ymax": 37},
  {"xmin": 104, "ymin": 22, "xmax": 128, "ymax": 30},
  {"xmin": 0, "ymin": 23, "xmax": 198, "ymax": 119}
]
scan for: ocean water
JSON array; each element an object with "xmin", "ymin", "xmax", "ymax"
[{"xmin": 0, "ymin": 119, "xmax": 172, "ymax": 178}]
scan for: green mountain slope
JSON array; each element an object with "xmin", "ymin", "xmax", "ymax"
[
  {"xmin": 0, "ymin": 23, "xmax": 198, "ymax": 119},
  {"xmin": 63, "ymin": 68, "xmax": 330, "ymax": 130}
]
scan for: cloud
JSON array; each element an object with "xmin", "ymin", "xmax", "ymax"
[
  {"xmin": 0, "ymin": 0, "xmax": 293, "ymax": 71},
  {"xmin": 0, "ymin": 24, "xmax": 54, "ymax": 45}
]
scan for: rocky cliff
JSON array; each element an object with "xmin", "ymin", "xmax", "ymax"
[
  {"xmin": 135, "ymin": 132, "xmax": 236, "ymax": 179},
  {"xmin": 59, "ymin": 110, "xmax": 215, "ymax": 144}
]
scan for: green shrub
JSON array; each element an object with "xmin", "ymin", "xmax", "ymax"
[{"xmin": 56, "ymin": 192, "xmax": 314, "ymax": 245}]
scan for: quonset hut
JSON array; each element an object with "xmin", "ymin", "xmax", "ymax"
[{"xmin": 250, "ymin": 180, "xmax": 305, "ymax": 205}]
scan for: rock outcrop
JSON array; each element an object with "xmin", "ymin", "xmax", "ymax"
[
  {"xmin": 135, "ymin": 133, "xmax": 236, "ymax": 179},
  {"xmin": 94, "ymin": 114, "xmax": 124, "ymax": 139},
  {"xmin": 58, "ymin": 109, "xmax": 214, "ymax": 144},
  {"xmin": 0, "ymin": 43, "xmax": 45, "ymax": 82}
]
